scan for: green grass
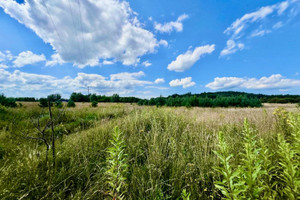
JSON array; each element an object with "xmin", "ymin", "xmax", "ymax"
[{"xmin": 0, "ymin": 103, "xmax": 299, "ymax": 199}]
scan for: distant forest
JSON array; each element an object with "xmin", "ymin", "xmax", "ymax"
[{"xmin": 1, "ymin": 91, "xmax": 300, "ymax": 108}]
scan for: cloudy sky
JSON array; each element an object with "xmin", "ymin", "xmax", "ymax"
[{"xmin": 0, "ymin": 0, "xmax": 300, "ymax": 98}]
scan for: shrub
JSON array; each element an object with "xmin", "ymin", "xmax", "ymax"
[
  {"xmin": 0, "ymin": 104, "xmax": 7, "ymax": 112},
  {"xmin": 91, "ymin": 101, "xmax": 98, "ymax": 107},
  {"xmin": 0, "ymin": 94, "xmax": 17, "ymax": 107},
  {"xmin": 67, "ymin": 99, "xmax": 76, "ymax": 107},
  {"xmin": 55, "ymin": 100, "xmax": 63, "ymax": 108}
]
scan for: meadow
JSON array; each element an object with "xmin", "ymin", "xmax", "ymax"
[{"xmin": 0, "ymin": 102, "xmax": 299, "ymax": 199}]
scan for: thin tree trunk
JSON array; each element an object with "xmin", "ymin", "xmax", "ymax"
[{"xmin": 48, "ymin": 100, "xmax": 55, "ymax": 168}]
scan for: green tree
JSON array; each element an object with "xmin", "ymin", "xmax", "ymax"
[{"xmin": 111, "ymin": 94, "xmax": 120, "ymax": 102}]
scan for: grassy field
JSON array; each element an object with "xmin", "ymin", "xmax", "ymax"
[{"xmin": 0, "ymin": 102, "xmax": 299, "ymax": 199}]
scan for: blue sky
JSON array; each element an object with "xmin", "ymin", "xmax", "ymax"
[{"xmin": 0, "ymin": 0, "xmax": 300, "ymax": 98}]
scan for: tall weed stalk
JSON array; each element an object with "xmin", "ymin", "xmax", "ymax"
[{"xmin": 106, "ymin": 126, "xmax": 128, "ymax": 199}]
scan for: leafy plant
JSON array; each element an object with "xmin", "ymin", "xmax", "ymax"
[
  {"xmin": 259, "ymin": 139, "xmax": 277, "ymax": 199},
  {"xmin": 214, "ymin": 131, "xmax": 243, "ymax": 199},
  {"xmin": 238, "ymin": 119, "xmax": 265, "ymax": 199},
  {"xmin": 106, "ymin": 126, "xmax": 128, "ymax": 199},
  {"xmin": 277, "ymin": 133, "xmax": 299, "ymax": 199},
  {"xmin": 179, "ymin": 189, "xmax": 191, "ymax": 200}
]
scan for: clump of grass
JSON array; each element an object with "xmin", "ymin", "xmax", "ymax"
[{"xmin": 106, "ymin": 126, "xmax": 128, "ymax": 199}]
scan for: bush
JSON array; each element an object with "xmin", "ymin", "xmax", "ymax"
[
  {"xmin": 91, "ymin": 101, "xmax": 98, "ymax": 107},
  {"xmin": 67, "ymin": 100, "xmax": 76, "ymax": 107},
  {"xmin": 0, "ymin": 94, "xmax": 17, "ymax": 107},
  {"xmin": 55, "ymin": 100, "xmax": 63, "ymax": 108}
]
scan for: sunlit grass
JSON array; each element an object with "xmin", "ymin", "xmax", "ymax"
[{"xmin": 0, "ymin": 103, "xmax": 299, "ymax": 199}]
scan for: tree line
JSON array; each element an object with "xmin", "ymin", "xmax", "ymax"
[
  {"xmin": 138, "ymin": 95, "xmax": 262, "ymax": 108},
  {"xmin": 1, "ymin": 91, "xmax": 300, "ymax": 108}
]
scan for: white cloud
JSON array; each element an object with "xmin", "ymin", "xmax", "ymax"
[
  {"xmin": 154, "ymin": 78, "xmax": 165, "ymax": 84},
  {"xmin": 169, "ymin": 77, "xmax": 195, "ymax": 88},
  {"xmin": 168, "ymin": 44, "xmax": 215, "ymax": 72},
  {"xmin": 0, "ymin": 64, "xmax": 8, "ymax": 69},
  {"xmin": 220, "ymin": 40, "xmax": 244, "ymax": 56},
  {"xmin": 206, "ymin": 74, "xmax": 300, "ymax": 90},
  {"xmin": 102, "ymin": 60, "xmax": 115, "ymax": 65},
  {"xmin": 158, "ymin": 39, "xmax": 168, "ymax": 47},
  {"xmin": 154, "ymin": 14, "xmax": 189, "ymax": 33},
  {"xmin": 0, "ymin": 0, "xmax": 162, "ymax": 67},
  {"xmin": 13, "ymin": 51, "xmax": 45, "ymax": 67},
  {"xmin": 46, "ymin": 53, "xmax": 64, "ymax": 67},
  {"xmin": 110, "ymin": 71, "xmax": 145, "ymax": 81},
  {"xmin": 273, "ymin": 21, "xmax": 284, "ymax": 29},
  {"xmin": 221, "ymin": 0, "xmax": 300, "ymax": 56},
  {"xmin": 278, "ymin": 1, "xmax": 289, "ymax": 15},
  {"xmin": 250, "ymin": 29, "xmax": 271, "ymax": 37},
  {"xmin": 224, "ymin": 5, "xmax": 275, "ymax": 38},
  {"xmin": 0, "ymin": 50, "xmax": 13, "ymax": 62},
  {"xmin": 146, "ymin": 86, "xmax": 169, "ymax": 90},
  {"xmin": 0, "ymin": 69, "xmax": 152, "ymax": 97},
  {"xmin": 142, "ymin": 60, "xmax": 152, "ymax": 67}
]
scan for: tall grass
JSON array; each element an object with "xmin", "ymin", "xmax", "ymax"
[{"xmin": 0, "ymin": 103, "xmax": 299, "ymax": 199}]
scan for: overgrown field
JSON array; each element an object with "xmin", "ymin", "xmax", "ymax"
[{"xmin": 0, "ymin": 103, "xmax": 299, "ymax": 199}]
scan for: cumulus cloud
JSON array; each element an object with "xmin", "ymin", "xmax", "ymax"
[
  {"xmin": 154, "ymin": 78, "xmax": 165, "ymax": 84},
  {"xmin": 168, "ymin": 44, "xmax": 215, "ymax": 72},
  {"xmin": 154, "ymin": 14, "xmax": 189, "ymax": 33},
  {"xmin": 0, "ymin": 69, "xmax": 152, "ymax": 97},
  {"xmin": 221, "ymin": 0, "xmax": 300, "ymax": 56},
  {"xmin": 142, "ymin": 60, "xmax": 152, "ymax": 67},
  {"xmin": 13, "ymin": 51, "xmax": 46, "ymax": 67},
  {"xmin": 169, "ymin": 77, "xmax": 195, "ymax": 88},
  {"xmin": 206, "ymin": 74, "xmax": 300, "ymax": 90},
  {"xmin": 0, "ymin": 0, "xmax": 162, "ymax": 67}
]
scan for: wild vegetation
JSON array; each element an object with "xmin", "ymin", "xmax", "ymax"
[{"xmin": 0, "ymin": 101, "xmax": 299, "ymax": 199}]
